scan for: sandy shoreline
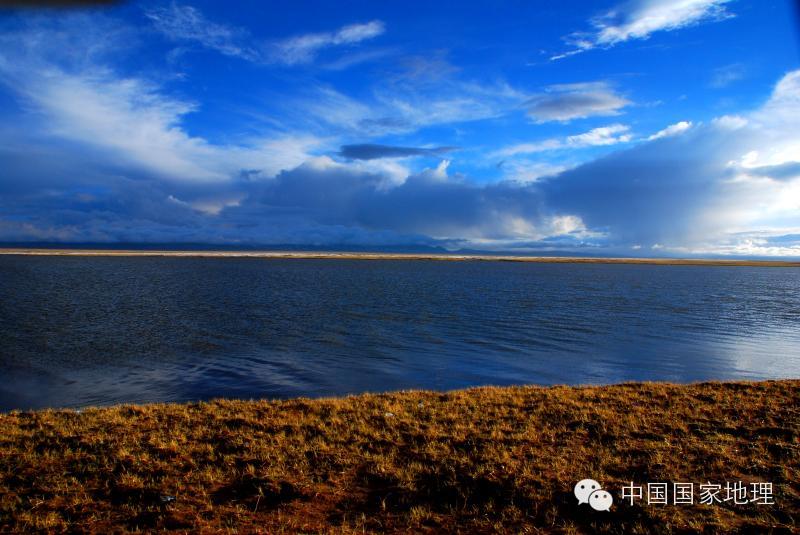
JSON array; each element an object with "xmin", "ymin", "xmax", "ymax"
[{"xmin": 1, "ymin": 248, "xmax": 799, "ymax": 266}]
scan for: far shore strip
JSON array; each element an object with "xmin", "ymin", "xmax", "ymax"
[{"xmin": 0, "ymin": 248, "xmax": 798, "ymax": 267}]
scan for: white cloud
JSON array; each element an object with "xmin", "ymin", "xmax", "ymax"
[
  {"xmin": 170, "ymin": 193, "xmax": 244, "ymax": 215},
  {"xmin": 710, "ymin": 63, "xmax": 746, "ymax": 88},
  {"xmin": 721, "ymin": 71, "xmax": 800, "ymax": 181},
  {"xmin": 712, "ymin": 114, "xmax": 748, "ymax": 130},
  {"xmin": 567, "ymin": 123, "xmax": 632, "ymax": 146},
  {"xmin": 416, "ymin": 160, "xmax": 451, "ymax": 182},
  {"xmin": 290, "ymin": 81, "xmax": 526, "ymax": 136},
  {"xmin": 647, "ymin": 120, "xmax": 693, "ymax": 140},
  {"xmin": 14, "ymin": 68, "xmax": 321, "ymax": 183},
  {"xmin": 145, "ymin": 4, "xmax": 259, "ymax": 61},
  {"xmin": 376, "ymin": 89, "xmax": 513, "ymax": 128},
  {"xmin": 498, "ymin": 160, "xmax": 571, "ymax": 183},
  {"xmin": 269, "ymin": 20, "xmax": 385, "ymax": 65},
  {"xmin": 144, "ymin": 5, "xmax": 386, "ymax": 68},
  {"xmin": 0, "ymin": 20, "xmax": 323, "ymax": 184},
  {"xmin": 526, "ymin": 82, "xmax": 631, "ymax": 122},
  {"xmin": 540, "ymin": 69, "xmax": 800, "ymax": 256},
  {"xmin": 494, "ymin": 124, "xmax": 632, "ymax": 158},
  {"xmin": 31, "ymin": 71, "xmax": 224, "ymax": 182},
  {"xmin": 553, "ymin": 0, "xmax": 734, "ymax": 60},
  {"xmin": 335, "ymin": 20, "xmax": 385, "ymax": 43},
  {"xmin": 322, "ymin": 47, "xmax": 396, "ymax": 71},
  {"xmin": 493, "ymin": 140, "xmax": 562, "ymax": 158},
  {"xmin": 594, "ymin": 0, "xmax": 732, "ymax": 45},
  {"xmin": 757, "ymin": 69, "xmax": 800, "ymax": 128}
]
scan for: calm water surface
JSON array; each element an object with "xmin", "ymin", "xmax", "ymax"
[{"xmin": 1, "ymin": 256, "xmax": 798, "ymax": 410}]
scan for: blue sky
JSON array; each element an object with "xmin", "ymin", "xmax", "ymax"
[{"xmin": 0, "ymin": 0, "xmax": 799, "ymax": 256}]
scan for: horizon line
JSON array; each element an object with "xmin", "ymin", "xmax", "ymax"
[{"xmin": 2, "ymin": 248, "xmax": 799, "ymax": 267}]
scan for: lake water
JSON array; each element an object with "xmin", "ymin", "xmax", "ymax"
[{"xmin": 1, "ymin": 256, "xmax": 798, "ymax": 410}]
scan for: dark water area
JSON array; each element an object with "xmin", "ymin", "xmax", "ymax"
[{"xmin": 1, "ymin": 256, "xmax": 798, "ymax": 410}]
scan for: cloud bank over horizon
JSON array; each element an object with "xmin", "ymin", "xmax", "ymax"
[{"xmin": 0, "ymin": 2, "xmax": 798, "ymax": 257}]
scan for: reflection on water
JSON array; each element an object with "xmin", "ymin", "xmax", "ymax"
[{"xmin": 0, "ymin": 256, "xmax": 798, "ymax": 410}]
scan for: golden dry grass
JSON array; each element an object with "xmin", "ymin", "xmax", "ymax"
[
  {"xmin": 0, "ymin": 381, "xmax": 798, "ymax": 533},
  {"xmin": 1, "ymin": 248, "xmax": 799, "ymax": 267}
]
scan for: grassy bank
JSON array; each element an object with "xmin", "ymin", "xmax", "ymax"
[{"xmin": 1, "ymin": 381, "xmax": 798, "ymax": 533}]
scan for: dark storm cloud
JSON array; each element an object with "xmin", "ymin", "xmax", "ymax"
[
  {"xmin": 338, "ymin": 144, "xmax": 457, "ymax": 160},
  {"xmin": 237, "ymin": 160, "xmax": 547, "ymax": 241},
  {"xmin": 538, "ymin": 126, "xmax": 729, "ymax": 245},
  {"xmin": 0, "ymin": 139, "xmax": 485, "ymax": 246}
]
